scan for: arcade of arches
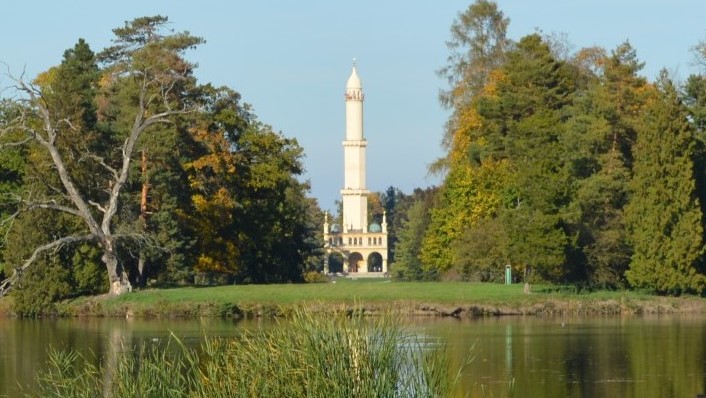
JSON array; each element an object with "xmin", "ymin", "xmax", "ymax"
[{"xmin": 326, "ymin": 251, "xmax": 385, "ymax": 274}]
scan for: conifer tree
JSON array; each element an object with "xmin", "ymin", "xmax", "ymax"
[
  {"xmin": 563, "ymin": 42, "xmax": 649, "ymax": 287},
  {"xmin": 625, "ymin": 73, "xmax": 706, "ymax": 294}
]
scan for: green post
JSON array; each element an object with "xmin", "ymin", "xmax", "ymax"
[{"xmin": 505, "ymin": 264, "xmax": 512, "ymax": 285}]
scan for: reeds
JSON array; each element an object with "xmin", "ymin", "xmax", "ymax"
[{"xmin": 29, "ymin": 309, "xmax": 465, "ymax": 397}]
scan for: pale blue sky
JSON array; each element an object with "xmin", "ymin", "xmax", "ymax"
[{"xmin": 2, "ymin": 1, "xmax": 706, "ymax": 211}]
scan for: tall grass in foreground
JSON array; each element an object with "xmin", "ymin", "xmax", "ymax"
[{"xmin": 29, "ymin": 310, "xmax": 469, "ymax": 397}]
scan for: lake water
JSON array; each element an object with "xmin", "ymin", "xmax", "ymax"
[{"xmin": 1, "ymin": 315, "xmax": 705, "ymax": 397}]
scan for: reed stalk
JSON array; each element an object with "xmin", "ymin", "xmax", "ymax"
[{"xmin": 29, "ymin": 308, "xmax": 469, "ymax": 397}]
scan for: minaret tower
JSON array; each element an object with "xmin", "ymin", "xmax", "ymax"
[
  {"xmin": 341, "ymin": 61, "xmax": 369, "ymax": 233},
  {"xmin": 323, "ymin": 61, "xmax": 388, "ymax": 276}
]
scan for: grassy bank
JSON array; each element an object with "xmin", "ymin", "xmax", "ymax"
[{"xmin": 53, "ymin": 279, "xmax": 706, "ymax": 318}]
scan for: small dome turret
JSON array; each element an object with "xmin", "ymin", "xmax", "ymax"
[{"xmin": 369, "ymin": 223, "xmax": 382, "ymax": 233}]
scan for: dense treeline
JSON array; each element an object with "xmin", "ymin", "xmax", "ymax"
[
  {"xmin": 0, "ymin": 16, "xmax": 322, "ymax": 314},
  {"xmin": 391, "ymin": 0, "xmax": 706, "ymax": 295}
]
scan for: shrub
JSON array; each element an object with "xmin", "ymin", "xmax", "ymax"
[{"xmin": 303, "ymin": 271, "xmax": 329, "ymax": 283}]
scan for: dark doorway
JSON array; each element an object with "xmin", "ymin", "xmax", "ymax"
[
  {"xmin": 368, "ymin": 252, "xmax": 383, "ymax": 272},
  {"xmin": 328, "ymin": 252, "xmax": 344, "ymax": 273},
  {"xmin": 348, "ymin": 252, "xmax": 363, "ymax": 273}
]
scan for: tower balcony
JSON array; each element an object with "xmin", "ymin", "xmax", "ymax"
[{"xmin": 340, "ymin": 188, "xmax": 369, "ymax": 196}]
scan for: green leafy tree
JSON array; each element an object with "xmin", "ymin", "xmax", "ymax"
[
  {"xmin": 420, "ymin": 160, "xmax": 511, "ymax": 274},
  {"xmin": 625, "ymin": 72, "xmax": 706, "ymax": 294},
  {"xmin": 472, "ymin": 34, "xmax": 577, "ymax": 282},
  {"xmin": 392, "ymin": 198, "xmax": 435, "ymax": 280},
  {"xmin": 0, "ymin": 100, "xmax": 28, "ymax": 278},
  {"xmin": 230, "ymin": 123, "xmax": 310, "ymax": 283},
  {"xmin": 452, "ymin": 216, "xmax": 508, "ymax": 282},
  {"xmin": 560, "ymin": 43, "xmax": 649, "ymax": 287}
]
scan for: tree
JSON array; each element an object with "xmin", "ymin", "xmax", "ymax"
[
  {"xmin": 420, "ymin": 160, "xmax": 511, "ymax": 274},
  {"xmin": 438, "ymin": 0, "xmax": 510, "ymax": 111},
  {"xmin": 559, "ymin": 43, "xmax": 649, "ymax": 287},
  {"xmin": 683, "ymin": 75, "xmax": 706, "ymax": 133},
  {"xmin": 624, "ymin": 73, "xmax": 706, "ymax": 294},
  {"xmin": 470, "ymin": 34, "xmax": 577, "ymax": 282},
  {"xmin": 379, "ymin": 186, "xmax": 409, "ymax": 264},
  {"xmin": 0, "ymin": 100, "xmax": 28, "ymax": 278},
  {"xmin": 452, "ymin": 216, "xmax": 508, "ymax": 281},
  {"xmin": 433, "ymin": 0, "xmax": 510, "ymax": 173},
  {"xmin": 392, "ymin": 197, "xmax": 434, "ymax": 281},
  {"xmin": 367, "ymin": 191, "xmax": 385, "ymax": 225},
  {"xmin": 0, "ymin": 16, "xmax": 202, "ymax": 296}
]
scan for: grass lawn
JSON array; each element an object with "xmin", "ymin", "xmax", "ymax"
[
  {"xmin": 112, "ymin": 279, "xmax": 539, "ymax": 305},
  {"xmin": 60, "ymin": 278, "xmax": 689, "ymax": 318}
]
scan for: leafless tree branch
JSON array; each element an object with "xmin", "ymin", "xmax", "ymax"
[
  {"xmin": 25, "ymin": 201, "xmax": 83, "ymax": 217},
  {"xmin": 88, "ymin": 200, "xmax": 107, "ymax": 213},
  {"xmin": 0, "ymin": 136, "xmax": 32, "ymax": 149},
  {"xmin": 0, "ymin": 234, "xmax": 94, "ymax": 296},
  {"xmin": 0, "ymin": 208, "xmax": 20, "ymax": 248},
  {"xmin": 79, "ymin": 153, "xmax": 119, "ymax": 178}
]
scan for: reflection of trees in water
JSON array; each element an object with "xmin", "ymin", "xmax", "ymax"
[
  {"xmin": 425, "ymin": 317, "xmax": 706, "ymax": 397},
  {"xmin": 103, "ymin": 323, "xmax": 133, "ymax": 397}
]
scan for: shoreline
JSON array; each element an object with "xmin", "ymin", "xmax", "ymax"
[
  {"xmin": 2, "ymin": 281, "xmax": 705, "ymax": 319},
  {"xmin": 2, "ymin": 296, "xmax": 702, "ymax": 319}
]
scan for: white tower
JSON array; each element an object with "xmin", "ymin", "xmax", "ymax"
[
  {"xmin": 323, "ymin": 61, "xmax": 388, "ymax": 276},
  {"xmin": 341, "ymin": 62, "xmax": 369, "ymax": 233}
]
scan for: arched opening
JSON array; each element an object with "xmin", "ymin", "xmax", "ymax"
[
  {"xmin": 368, "ymin": 252, "xmax": 383, "ymax": 273},
  {"xmin": 348, "ymin": 252, "xmax": 363, "ymax": 273},
  {"xmin": 327, "ymin": 252, "xmax": 344, "ymax": 274}
]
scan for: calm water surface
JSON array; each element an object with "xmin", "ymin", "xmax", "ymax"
[{"xmin": 1, "ymin": 315, "xmax": 705, "ymax": 397}]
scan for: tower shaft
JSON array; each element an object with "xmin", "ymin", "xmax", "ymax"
[{"xmin": 342, "ymin": 65, "xmax": 368, "ymax": 232}]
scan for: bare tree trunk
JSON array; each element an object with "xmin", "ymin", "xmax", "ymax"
[{"xmin": 102, "ymin": 240, "xmax": 131, "ymax": 295}]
